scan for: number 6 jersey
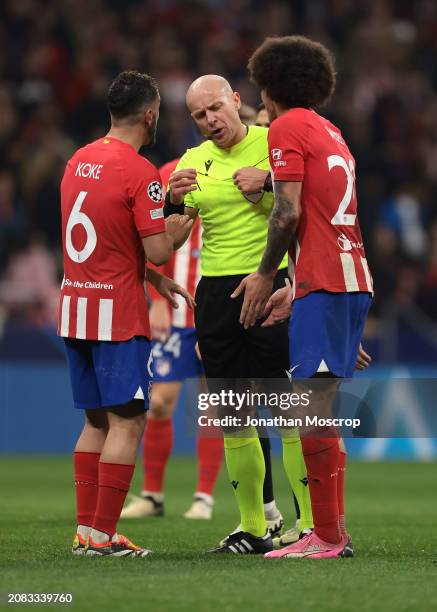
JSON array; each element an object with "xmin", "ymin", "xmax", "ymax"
[
  {"xmin": 268, "ymin": 108, "xmax": 373, "ymax": 300},
  {"xmin": 58, "ymin": 136, "xmax": 166, "ymax": 341}
]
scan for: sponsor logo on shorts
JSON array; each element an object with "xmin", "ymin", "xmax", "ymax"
[{"xmin": 286, "ymin": 364, "xmax": 300, "ymax": 381}]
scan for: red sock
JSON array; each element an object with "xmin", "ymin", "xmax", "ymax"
[
  {"xmin": 301, "ymin": 436, "xmax": 341, "ymax": 544},
  {"xmin": 92, "ymin": 462, "xmax": 135, "ymax": 538},
  {"xmin": 196, "ymin": 435, "xmax": 224, "ymax": 496},
  {"xmin": 73, "ymin": 451, "xmax": 100, "ymax": 527},
  {"xmin": 142, "ymin": 418, "xmax": 173, "ymax": 493},
  {"xmin": 338, "ymin": 451, "xmax": 347, "ymax": 536}
]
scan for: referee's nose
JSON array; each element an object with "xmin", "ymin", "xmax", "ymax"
[{"xmin": 206, "ymin": 110, "xmax": 217, "ymax": 127}]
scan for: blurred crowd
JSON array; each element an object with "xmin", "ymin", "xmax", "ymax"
[{"xmin": 0, "ymin": 0, "xmax": 436, "ymax": 343}]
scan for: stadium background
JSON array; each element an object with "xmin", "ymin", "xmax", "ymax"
[{"xmin": 1, "ymin": 0, "xmax": 436, "ymax": 460}]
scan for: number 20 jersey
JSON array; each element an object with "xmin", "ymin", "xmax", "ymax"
[
  {"xmin": 58, "ymin": 137, "xmax": 166, "ymax": 341},
  {"xmin": 268, "ymin": 108, "xmax": 373, "ymax": 300}
]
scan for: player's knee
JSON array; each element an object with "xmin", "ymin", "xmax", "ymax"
[{"xmin": 150, "ymin": 390, "xmax": 176, "ymax": 419}]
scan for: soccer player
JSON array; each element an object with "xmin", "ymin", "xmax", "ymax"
[
  {"xmin": 168, "ymin": 75, "xmax": 313, "ymax": 554},
  {"xmin": 121, "ymin": 158, "xmax": 224, "ymax": 520},
  {"xmin": 59, "ymin": 71, "xmax": 193, "ymax": 557},
  {"xmin": 255, "ymin": 104, "xmax": 269, "ymax": 128},
  {"xmin": 234, "ymin": 36, "xmax": 373, "ymax": 558}
]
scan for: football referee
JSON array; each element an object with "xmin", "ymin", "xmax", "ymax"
[{"xmin": 167, "ymin": 75, "xmax": 312, "ymax": 554}]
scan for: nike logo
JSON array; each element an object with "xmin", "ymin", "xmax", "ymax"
[
  {"xmin": 285, "ymin": 364, "xmax": 300, "ymax": 381},
  {"xmin": 300, "ymin": 477, "xmax": 308, "ymax": 486},
  {"xmin": 231, "ymin": 480, "xmax": 239, "ymax": 490}
]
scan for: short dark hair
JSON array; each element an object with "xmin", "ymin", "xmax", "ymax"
[
  {"xmin": 248, "ymin": 36, "xmax": 336, "ymax": 109},
  {"xmin": 107, "ymin": 70, "xmax": 159, "ymax": 120}
]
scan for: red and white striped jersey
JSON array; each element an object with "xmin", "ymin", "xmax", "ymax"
[
  {"xmin": 269, "ymin": 108, "xmax": 373, "ymax": 300},
  {"xmin": 58, "ymin": 137, "xmax": 166, "ymax": 341},
  {"xmin": 148, "ymin": 159, "xmax": 201, "ymax": 329}
]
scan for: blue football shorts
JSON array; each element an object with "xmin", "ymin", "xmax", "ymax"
[
  {"xmin": 152, "ymin": 326, "xmax": 204, "ymax": 382},
  {"xmin": 64, "ymin": 336, "xmax": 153, "ymax": 410},
  {"xmin": 289, "ymin": 290, "xmax": 372, "ymax": 379}
]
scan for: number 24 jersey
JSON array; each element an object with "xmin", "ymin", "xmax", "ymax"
[
  {"xmin": 268, "ymin": 108, "xmax": 373, "ymax": 300},
  {"xmin": 58, "ymin": 137, "xmax": 165, "ymax": 341}
]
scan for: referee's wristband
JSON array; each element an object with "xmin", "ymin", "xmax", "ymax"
[
  {"xmin": 163, "ymin": 192, "xmax": 185, "ymax": 218},
  {"xmin": 263, "ymin": 174, "xmax": 273, "ymax": 192}
]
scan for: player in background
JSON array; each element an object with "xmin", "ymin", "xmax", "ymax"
[
  {"xmin": 254, "ymin": 104, "xmax": 269, "ymax": 128},
  {"xmin": 60, "ymin": 71, "xmax": 194, "ymax": 557},
  {"xmin": 121, "ymin": 159, "xmax": 224, "ymax": 521},
  {"xmin": 168, "ymin": 76, "xmax": 313, "ymax": 554},
  {"xmin": 234, "ymin": 36, "xmax": 373, "ymax": 559}
]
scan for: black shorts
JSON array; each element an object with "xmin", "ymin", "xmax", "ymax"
[{"xmin": 195, "ymin": 270, "xmax": 289, "ymax": 380}]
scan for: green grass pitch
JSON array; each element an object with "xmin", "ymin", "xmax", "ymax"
[{"xmin": 1, "ymin": 456, "xmax": 436, "ymax": 611}]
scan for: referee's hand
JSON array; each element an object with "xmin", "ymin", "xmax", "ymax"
[
  {"xmin": 232, "ymin": 167, "xmax": 268, "ymax": 195},
  {"xmin": 168, "ymin": 168, "xmax": 198, "ymax": 204},
  {"xmin": 231, "ymin": 271, "xmax": 274, "ymax": 329}
]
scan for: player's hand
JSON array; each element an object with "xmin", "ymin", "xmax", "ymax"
[
  {"xmin": 231, "ymin": 271, "xmax": 274, "ymax": 329},
  {"xmin": 232, "ymin": 167, "xmax": 268, "ymax": 196},
  {"xmin": 165, "ymin": 214, "xmax": 194, "ymax": 249},
  {"xmin": 195, "ymin": 341, "xmax": 202, "ymax": 361},
  {"xmin": 261, "ymin": 278, "xmax": 292, "ymax": 327},
  {"xmin": 147, "ymin": 269, "xmax": 195, "ymax": 310},
  {"xmin": 168, "ymin": 168, "xmax": 198, "ymax": 204},
  {"xmin": 150, "ymin": 299, "xmax": 171, "ymax": 342},
  {"xmin": 355, "ymin": 344, "xmax": 372, "ymax": 370}
]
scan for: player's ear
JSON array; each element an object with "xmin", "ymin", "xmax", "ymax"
[
  {"xmin": 233, "ymin": 92, "xmax": 241, "ymax": 111},
  {"xmin": 144, "ymin": 108, "xmax": 153, "ymax": 127}
]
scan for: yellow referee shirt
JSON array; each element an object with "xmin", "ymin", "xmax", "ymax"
[{"xmin": 176, "ymin": 125, "xmax": 288, "ymax": 276}]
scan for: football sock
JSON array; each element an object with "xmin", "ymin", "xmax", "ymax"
[
  {"xmin": 224, "ymin": 427, "xmax": 266, "ymax": 537},
  {"xmin": 73, "ymin": 451, "xmax": 100, "ymax": 530},
  {"xmin": 281, "ymin": 430, "xmax": 314, "ymax": 531},
  {"xmin": 193, "ymin": 492, "xmax": 214, "ymax": 506},
  {"xmin": 141, "ymin": 490, "xmax": 164, "ymax": 502},
  {"xmin": 338, "ymin": 450, "xmax": 347, "ymax": 536},
  {"xmin": 301, "ymin": 435, "xmax": 341, "ymax": 544},
  {"xmin": 263, "ymin": 500, "xmax": 280, "ymax": 520},
  {"xmin": 142, "ymin": 417, "xmax": 173, "ymax": 493},
  {"xmin": 92, "ymin": 462, "xmax": 135, "ymax": 538},
  {"xmin": 259, "ymin": 433, "xmax": 274, "ymax": 504},
  {"xmin": 196, "ymin": 435, "xmax": 224, "ymax": 496}
]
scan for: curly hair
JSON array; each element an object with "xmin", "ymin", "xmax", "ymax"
[
  {"xmin": 248, "ymin": 36, "xmax": 336, "ymax": 109},
  {"xmin": 107, "ymin": 70, "xmax": 159, "ymax": 119}
]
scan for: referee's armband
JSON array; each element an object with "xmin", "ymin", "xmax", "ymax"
[
  {"xmin": 263, "ymin": 174, "xmax": 273, "ymax": 193},
  {"xmin": 163, "ymin": 192, "xmax": 185, "ymax": 218}
]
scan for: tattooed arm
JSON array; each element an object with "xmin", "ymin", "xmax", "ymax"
[
  {"xmin": 231, "ymin": 180, "xmax": 302, "ymax": 328},
  {"xmin": 259, "ymin": 181, "xmax": 302, "ymax": 275}
]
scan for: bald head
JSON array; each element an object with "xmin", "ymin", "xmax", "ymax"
[
  {"xmin": 186, "ymin": 74, "xmax": 246, "ymax": 148},
  {"xmin": 186, "ymin": 75, "xmax": 234, "ymax": 107}
]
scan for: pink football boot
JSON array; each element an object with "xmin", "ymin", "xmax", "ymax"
[{"xmin": 264, "ymin": 531, "xmax": 348, "ymax": 559}]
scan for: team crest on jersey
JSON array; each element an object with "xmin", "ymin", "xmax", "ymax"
[{"xmin": 147, "ymin": 181, "xmax": 163, "ymax": 203}]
